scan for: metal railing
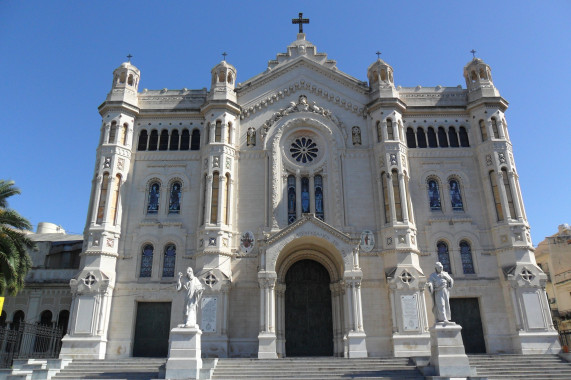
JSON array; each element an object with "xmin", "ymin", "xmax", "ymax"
[
  {"xmin": 559, "ymin": 329, "xmax": 571, "ymax": 351},
  {"xmin": 0, "ymin": 323, "xmax": 63, "ymax": 368}
]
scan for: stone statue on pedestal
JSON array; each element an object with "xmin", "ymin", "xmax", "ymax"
[
  {"xmin": 427, "ymin": 262, "xmax": 454, "ymax": 323},
  {"xmin": 177, "ymin": 267, "xmax": 204, "ymax": 328}
]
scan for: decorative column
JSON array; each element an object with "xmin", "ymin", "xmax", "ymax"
[
  {"xmin": 90, "ymin": 175, "xmax": 103, "ymax": 225},
  {"xmin": 309, "ymin": 175, "xmax": 315, "ymax": 214},
  {"xmin": 507, "ymin": 172, "xmax": 523, "ymax": 220},
  {"xmin": 343, "ymin": 268, "xmax": 367, "ymax": 358},
  {"xmin": 257, "ymin": 271, "xmax": 277, "ymax": 359},
  {"xmin": 204, "ymin": 175, "xmax": 213, "ymax": 224},
  {"xmin": 386, "ymin": 172, "xmax": 397, "ymax": 222},
  {"xmin": 275, "ymin": 283, "xmax": 286, "ymax": 357},
  {"xmin": 216, "ymin": 175, "xmax": 226, "ymax": 225},
  {"xmin": 295, "ymin": 174, "xmax": 301, "ymax": 219},
  {"xmin": 398, "ymin": 173, "xmax": 409, "ymax": 223}
]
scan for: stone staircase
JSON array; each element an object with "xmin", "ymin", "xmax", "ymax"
[
  {"xmin": 49, "ymin": 358, "xmax": 166, "ymax": 380},
  {"xmin": 468, "ymin": 354, "xmax": 571, "ymax": 379},
  {"xmin": 211, "ymin": 357, "xmax": 424, "ymax": 380}
]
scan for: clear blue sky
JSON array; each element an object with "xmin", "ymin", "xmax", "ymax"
[{"xmin": 1, "ymin": 1, "xmax": 569, "ymax": 244}]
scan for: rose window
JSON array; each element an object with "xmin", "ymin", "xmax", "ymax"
[{"xmin": 290, "ymin": 137, "xmax": 318, "ymax": 163}]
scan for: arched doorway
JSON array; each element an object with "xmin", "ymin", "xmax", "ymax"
[{"xmin": 285, "ymin": 259, "xmax": 333, "ymax": 356}]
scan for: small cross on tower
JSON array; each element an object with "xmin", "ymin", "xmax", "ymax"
[
  {"xmin": 376, "ymin": 51, "xmax": 382, "ymax": 59},
  {"xmin": 222, "ymin": 52, "xmax": 228, "ymax": 61},
  {"xmin": 292, "ymin": 12, "xmax": 309, "ymax": 34},
  {"xmin": 470, "ymin": 49, "xmax": 477, "ymax": 59},
  {"xmin": 126, "ymin": 54, "xmax": 133, "ymax": 63}
]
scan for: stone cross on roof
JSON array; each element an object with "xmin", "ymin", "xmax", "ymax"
[
  {"xmin": 222, "ymin": 52, "xmax": 228, "ymax": 61},
  {"xmin": 470, "ymin": 49, "xmax": 477, "ymax": 59},
  {"xmin": 376, "ymin": 51, "xmax": 381, "ymax": 59},
  {"xmin": 292, "ymin": 12, "xmax": 309, "ymax": 34},
  {"xmin": 126, "ymin": 54, "xmax": 133, "ymax": 62}
]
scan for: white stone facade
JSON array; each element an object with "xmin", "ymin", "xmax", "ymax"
[{"xmin": 61, "ymin": 33, "xmax": 559, "ymax": 360}]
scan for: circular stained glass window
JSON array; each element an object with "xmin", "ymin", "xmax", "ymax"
[{"xmin": 290, "ymin": 137, "xmax": 318, "ymax": 163}]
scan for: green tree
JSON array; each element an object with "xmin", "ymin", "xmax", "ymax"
[{"xmin": 0, "ymin": 180, "xmax": 33, "ymax": 295}]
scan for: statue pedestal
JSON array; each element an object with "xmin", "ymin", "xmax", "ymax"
[
  {"xmin": 428, "ymin": 323, "xmax": 475, "ymax": 378},
  {"xmin": 165, "ymin": 327, "xmax": 202, "ymax": 380}
]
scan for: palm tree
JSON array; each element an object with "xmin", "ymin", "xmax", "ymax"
[{"xmin": 0, "ymin": 180, "xmax": 33, "ymax": 295}]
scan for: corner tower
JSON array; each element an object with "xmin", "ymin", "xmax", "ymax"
[{"xmin": 60, "ymin": 59, "xmax": 140, "ymax": 359}]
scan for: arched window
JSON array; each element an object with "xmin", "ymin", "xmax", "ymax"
[
  {"xmin": 96, "ymin": 173, "xmax": 109, "ymax": 224},
  {"xmin": 159, "ymin": 129, "xmax": 169, "ymax": 151},
  {"xmin": 218, "ymin": 71, "xmax": 225, "ymax": 82},
  {"xmin": 190, "ymin": 129, "xmax": 200, "ymax": 150},
  {"xmin": 427, "ymin": 127, "xmax": 437, "ymax": 147},
  {"xmin": 437, "ymin": 241, "xmax": 452, "ymax": 273},
  {"xmin": 57, "ymin": 310, "xmax": 70, "ymax": 334},
  {"xmin": 226, "ymin": 122, "xmax": 232, "ymax": 144},
  {"xmin": 406, "ymin": 127, "xmax": 416, "ymax": 148},
  {"xmin": 479, "ymin": 68, "xmax": 488, "ymax": 80},
  {"xmin": 120, "ymin": 123, "xmax": 128, "ymax": 145},
  {"xmin": 479, "ymin": 120, "xmax": 488, "ymax": 142},
  {"xmin": 227, "ymin": 73, "xmax": 233, "ymax": 84},
  {"xmin": 428, "ymin": 179, "xmax": 441, "ymax": 211},
  {"xmin": 162, "ymin": 244, "xmax": 176, "ymax": 278},
  {"xmin": 148, "ymin": 130, "xmax": 158, "ymax": 151},
  {"xmin": 147, "ymin": 182, "xmax": 160, "ymax": 214},
  {"xmin": 315, "ymin": 175, "xmax": 324, "ymax": 220},
  {"xmin": 12, "ymin": 310, "xmax": 25, "ymax": 329},
  {"xmin": 110, "ymin": 174, "xmax": 121, "ymax": 225},
  {"xmin": 501, "ymin": 168, "xmax": 516, "ymax": 219},
  {"xmin": 417, "ymin": 128, "xmax": 427, "ymax": 148},
  {"xmin": 287, "ymin": 175, "xmax": 296, "ymax": 224},
  {"xmin": 489, "ymin": 171, "xmax": 504, "ymax": 221},
  {"xmin": 437, "ymin": 127, "xmax": 449, "ymax": 147},
  {"xmin": 392, "ymin": 169, "xmax": 403, "ymax": 222},
  {"xmin": 169, "ymin": 181, "xmax": 181, "ymax": 214},
  {"xmin": 460, "ymin": 240, "xmax": 475, "ymax": 274},
  {"xmin": 448, "ymin": 127, "xmax": 459, "ymax": 147},
  {"xmin": 225, "ymin": 173, "xmax": 231, "ymax": 224},
  {"xmin": 449, "ymin": 179, "xmax": 464, "ymax": 211},
  {"xmin": 128, "ymin": 74, "xmax": 134, "ymax": 86},
  {"xmin": 470, "ymin": 71, "xmax": 477, "ymax": 82},
  {"xmin": 215, "ymin": 121, "xmax": 222, "ymax": 142},
  {"xmin": 211, "ymin": 172, "xmax": 219, "ymax": 224},
  {"xmin": 459, "ymin": 127, "xmax": 470, "ymax": 147},
  {"xmin": 40, "ymin": 310, "xmax": 52, "ymax": 326},
  {"xmin": 140, "ymin": 244, "xmax": 154, "ymax": 278},
  {"xmin": 0, "ymin": 311, "xmax": 6, "ymax": 327},
  {"xmin": 381, "ymin": 172, "xmax": 390, "ymax": 223},
  {"xmin": 137, "ymin": 130, "xmax": 148, "ymax": 151},
  {"xmin": 491, "ymin": 117, "xmax": 500, "ymax": 138},
  {"xmin": 180, "ymin": 129, "xmax": 190, "ymax": 150},
  {"xmin": 169, "ymin": 130, "xmax": 179, "ymax": 151},
  {"xmin": 108, "ymin": 121, "xmax": 117, "ymax": 144},
  {"xmin": 386, "ymin": 119, "xmax": 394, "ymax": 140},
  {"xmin": 380, "ymin": 68, "xmax": 387, "ymax": 81},
  {"xmin": 202, "ymin": 174, "xmax": 208, "ymax": 225},
  {"xmin": 221, "ymin": 175, "xmax": 228, "ymax": 225},
  {"xmin": 376, "ymin": 121, "xmax": 382, "ymax": 142},
  {"xmin": 301, "ymin": 177, "xmax": 310, "ymax": 213}
]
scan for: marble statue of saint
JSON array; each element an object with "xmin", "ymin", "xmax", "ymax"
[
  {"xmin": 427, "ymin": 262, "xmax": 454, "ymax": 323},
  {"xmin": 247, "ymin": 127, "xmax": 256, "ymax": 147},
  {"xmin": 177, "ymin": 267, "xmax": 204, "ymax": 328}
]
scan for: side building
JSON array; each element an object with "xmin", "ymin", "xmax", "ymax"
[
  {"xmin": 1, "ymin": 222, "xmax": 81, "ymax": 333},
  {"xmin": 59, "ymin": 31, "xmax": 559, "ymax": 360}
]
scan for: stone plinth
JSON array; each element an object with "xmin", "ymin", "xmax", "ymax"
[
  {"xmin": 165, "ymin": 327, "xmax": 202, "ymax": 380},
  {"xmin": 429, "ymin": 323, "xmax": 475, "ymax": 378},
  {"xmin": 346, "ymin": 331, "xmax": 368, "ymax": 358},
  {"xmin": 257, "ymin": 332, "xmax": 277, "ymax": 359}
]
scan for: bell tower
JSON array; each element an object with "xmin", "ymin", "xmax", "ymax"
[{"xmin": 60, "ymin": 58, "xmax": 140, "ymax": 359}]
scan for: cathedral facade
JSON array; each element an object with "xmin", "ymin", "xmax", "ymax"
[{"xmin": 60, "ymin": 31, "xmax": 560, "ymax": 360}]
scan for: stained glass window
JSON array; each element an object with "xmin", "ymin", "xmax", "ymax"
[
  {"xmin": 437, "ymin": 241, "xmax": 451, "ymax": 273},
  {"xmin": 315, "ymin": 175, "xmax": 324, "ymax": 220},
  {"xmin": 140, "ymin": 244, "xmax": 154, "ymax": 278},
  {"xmin": 147, "ymin": 182, "xmax": 160, "ymax": 214},
  {"xmin": 428, "ymin": 180, "xmax": 441, "ymax": 211},
  {"xmin": 460, "ymin": 240, "xmax": 475, "ymax": 274},
  {"xmin": 169, "ymin": 182, "xmax": 181, "ymax": 214},
  {"xmin": 288, "ymin": 175, "xmax": 296, "ymax": 224},
  {"xmin": 290, "ymin": 137, "xmax": 318, "ymax": 163},
  {"xmin": 301, "ymin": 177, "xmax": 310, "ymax": 213},
  {"xmin": 449, "ymin": 179, "xmax": 463, "ymax": 211},
  {"xmin": 162, "ymin": 244, "xmax": 176, "ymax": 277}
]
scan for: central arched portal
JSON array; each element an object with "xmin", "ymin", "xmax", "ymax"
[{"xmin": 285, "ymin": 259, "xmax": 333, "ymax": 356}]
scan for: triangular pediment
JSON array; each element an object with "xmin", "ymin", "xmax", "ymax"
[
  {"xmin": 266, "ymin": 214, "xmax": 352, "ymax": 246},
  {"xmin": 236, "ymin": 35, "xmax": 369, "ymax": 97}
]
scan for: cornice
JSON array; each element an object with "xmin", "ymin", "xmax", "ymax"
[
  {"xmin": 98, "ymin": 102, "xmax": 140, "ymax": 116},
  {"xmin": 466, "ymin": 97, "xmax": 509, "ymax": 112},
  {"xmin": 240, "ymin": 78, "xmax": 366, "ymax": 121}
]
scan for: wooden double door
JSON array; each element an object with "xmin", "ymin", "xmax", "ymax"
[{"xmin": 285, "ymin": 260, "xmax": 334, "ymax": 356}]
